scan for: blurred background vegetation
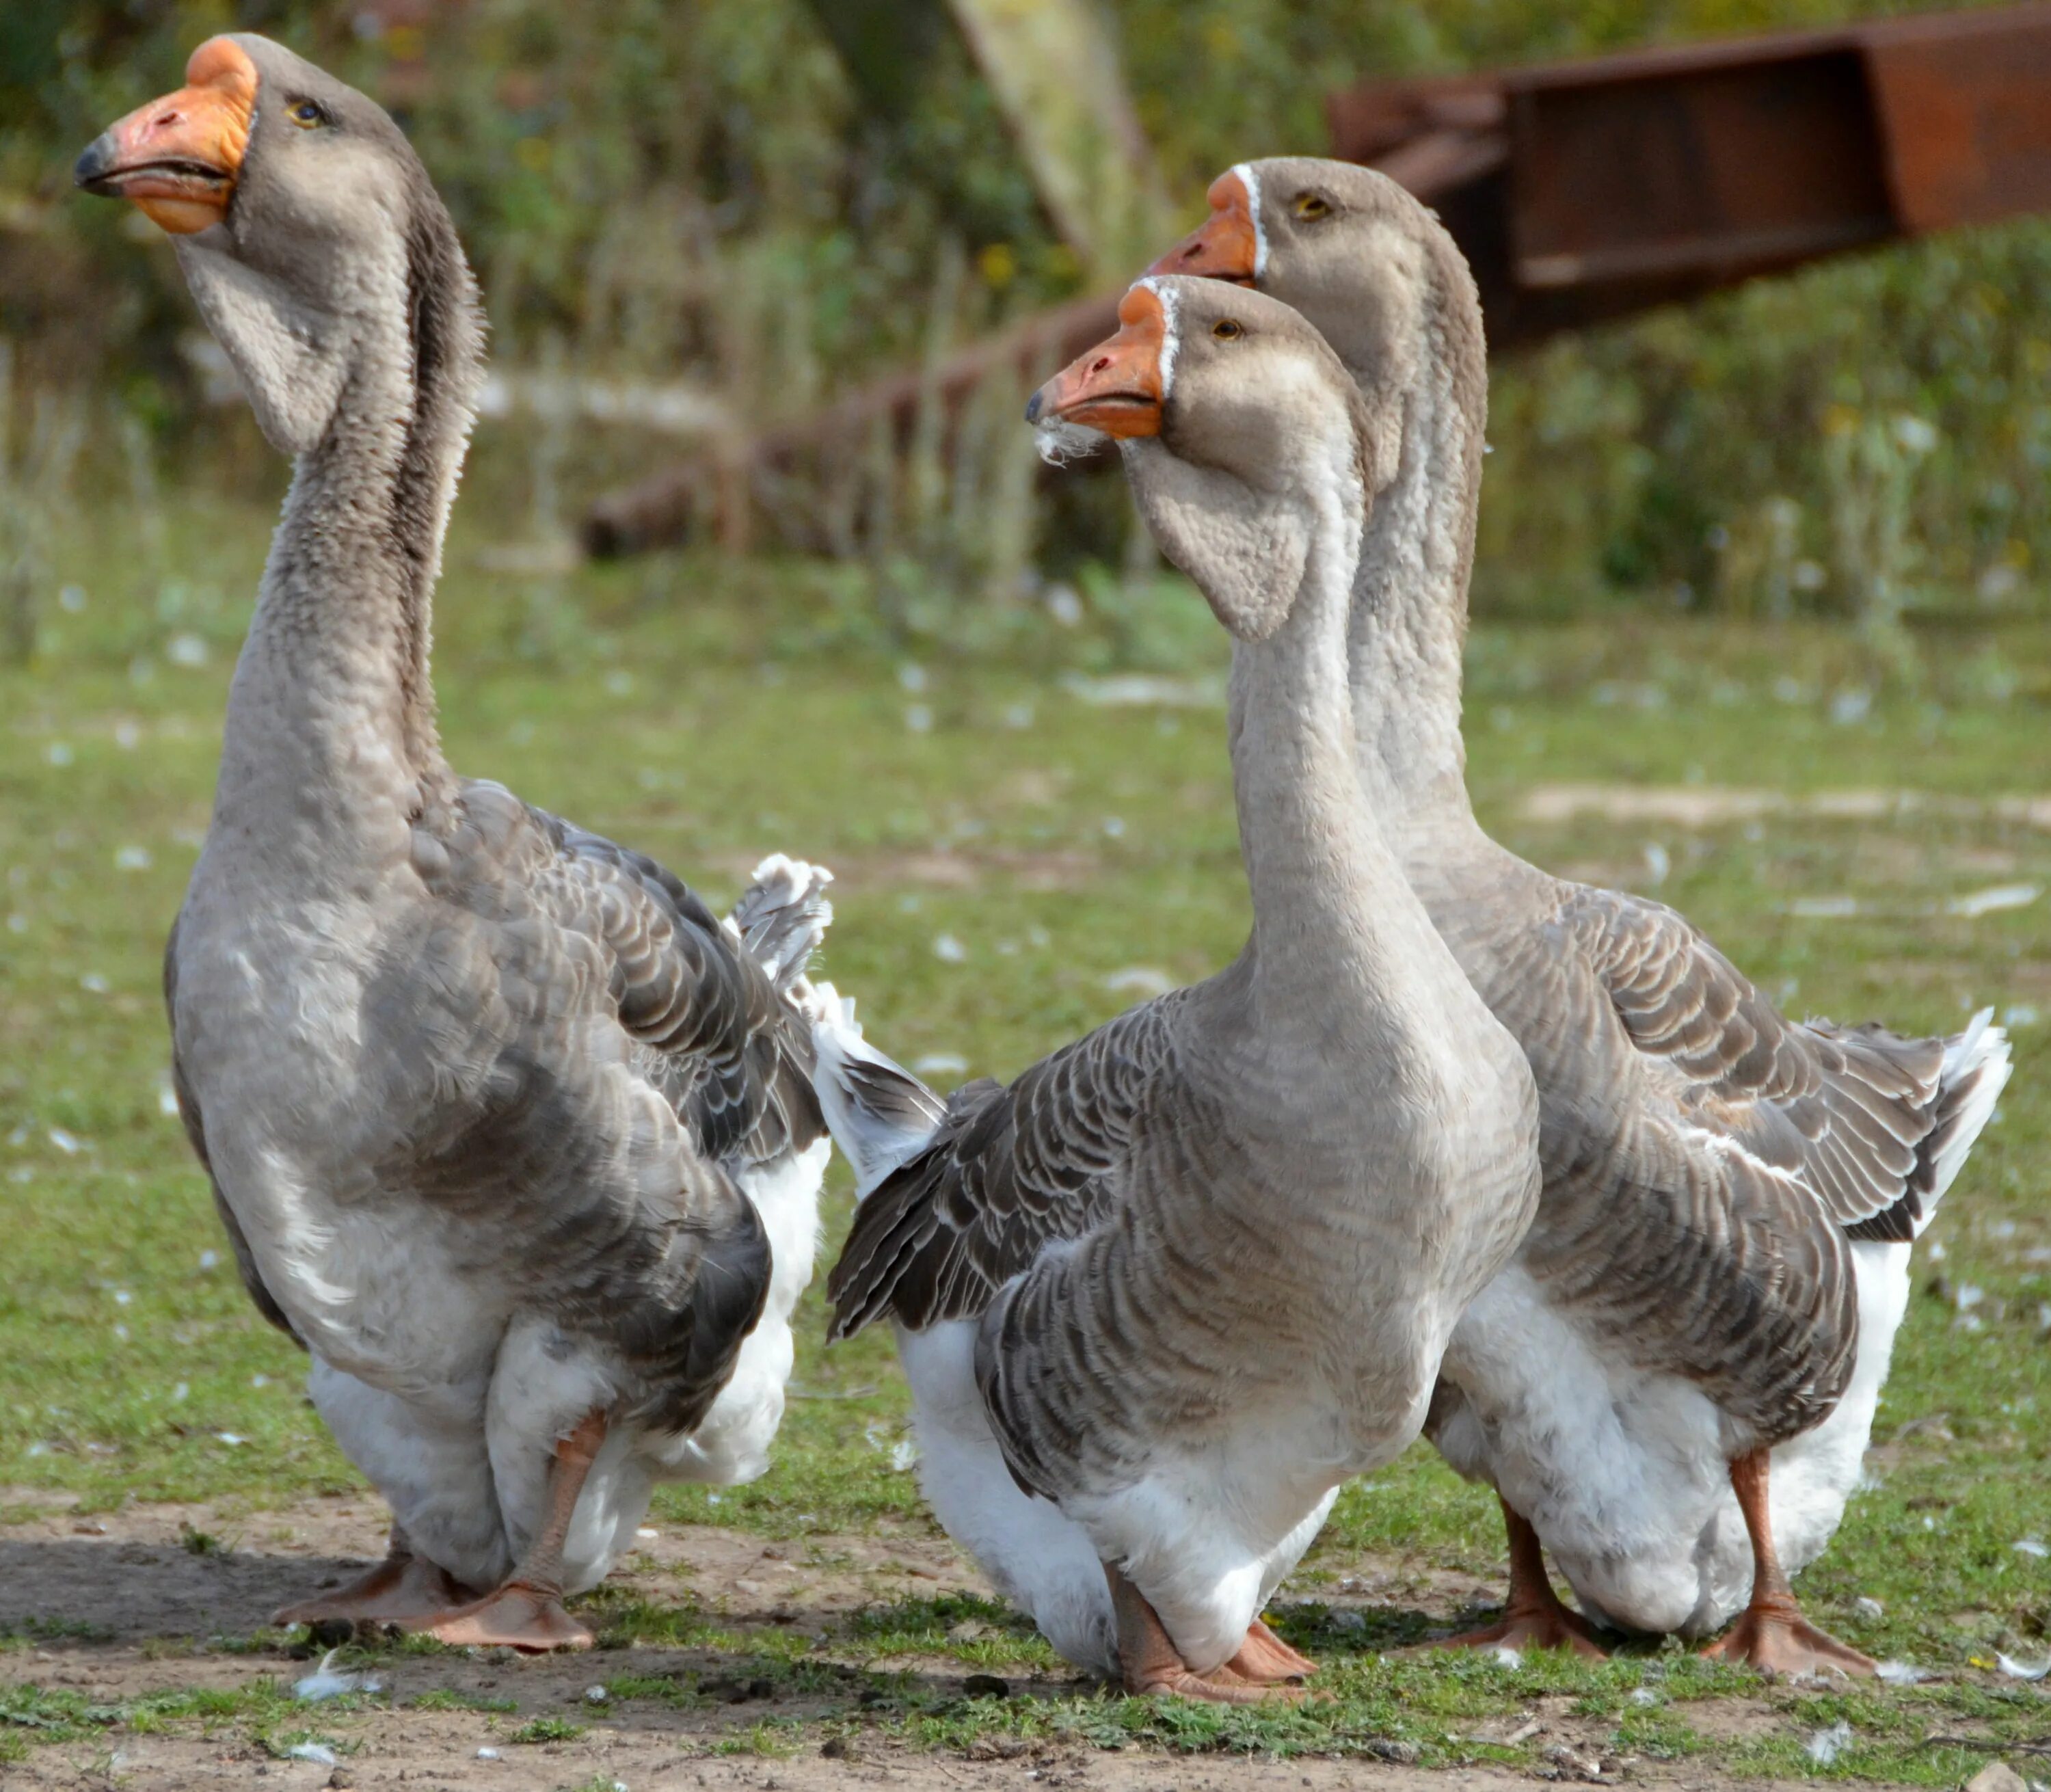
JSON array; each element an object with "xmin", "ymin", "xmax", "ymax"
[{"xmin": 2, "ymin": 0, "xmax": 2048, "ymax": 659}]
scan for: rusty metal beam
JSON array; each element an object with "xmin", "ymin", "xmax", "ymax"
[
  {"xmin": 581, "ymin": 290, "xmax": 1123, "ymax": 559},
  {"xmin": 578, "ymin": 91, "xmax": 1505, "ymax": 558},
  {"xmin": 1863, "ymin": 8, "xmax": 2051, "ymax": 230},
  {"xmin": 1329, "ymin": 1, "xmax": 2051, "ymax": 345},
  {"xmin": 587, "ymin": 3, "xmax": 2051, "ymax": 557}
]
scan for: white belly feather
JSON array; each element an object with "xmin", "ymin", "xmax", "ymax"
[{"xmin": 1442, "ymin": 1245, "xmax": 1914, "ymax": 1637}]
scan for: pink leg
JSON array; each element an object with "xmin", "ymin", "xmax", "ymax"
[
  {"xmin": 1108, "ymin": 1564, "xmax": 1311, "ymax": 1704},
  {"xmin": 1441, "ymin": 1499, "xmax": 1606, "ymax": 1660},
  {"xmin": 1701, "ymin": 1451, "xmax": 1873, "ymax": 1677},
  {"xmin": 429, "ymin": 1412, "xmax": 606, "ymax": 1653}
]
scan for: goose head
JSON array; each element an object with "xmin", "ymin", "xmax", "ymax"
[
  {"xmin": 1029, "ymin": 276, "xmax": 1383, "ymax": 641},
  {"xmin": 1148, "ymin": 159, "xmax": 1480, "ymax": 472},
  {"xmin": 77, "ymin": 35, "xmax": 480, "ymax": 458}
]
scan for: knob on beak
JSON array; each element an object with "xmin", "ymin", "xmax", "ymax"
[
  {"xmin": 1147, "ymin": 169, "xmax": 1260, "ymax": 284},
  {"xmin": 1027, "ymin": 285, "xmax": 1169, "ymax": 440},
  {"xmin": 74, "ymin": 36, "xmax": 257, "ymax": 235}
]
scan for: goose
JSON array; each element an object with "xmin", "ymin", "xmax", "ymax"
[
  {"xmin": 75, "ymin": 35, "xmax": 842, "ymax": 1652},
  {"xmin": 1151, "ymin": 157, "xmax": 2013, "ymax": 1674},
  {"xmin": 820, "ymin": 276, "xmax": 1542, "ymax": 1700}
]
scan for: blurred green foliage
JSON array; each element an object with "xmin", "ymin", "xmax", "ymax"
[
  {"xmin": 1, "ymin": 0, "xmax": 2048, "ymax": 623},
  {"xmin": 1479, "ymin": 219, "xmax": 2051, "ymax": 621}
]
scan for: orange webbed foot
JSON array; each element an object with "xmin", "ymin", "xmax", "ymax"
[
  {"xmin": 1128, "ymin": 1661, "xmax": 1306, "ymax": 1704},
  {"xmin": 1701, "ymin": 1602, "xmax": 1873, "ymax": 1678},
  {"xmin": 428, "ymin": 1580, "xmax": 594, "ymax": 1653},
  {"xmin": 1108, "ymin": 1564, "xmax": 1317, "ymax": 1705},
  {"xmin": 1226, "ymin": 1616, "xmax": 1319, "ymax": 1684},
  {"xmin": 1442, "ymin": 1601, "xmax": 1607, "ymax": 1661}
]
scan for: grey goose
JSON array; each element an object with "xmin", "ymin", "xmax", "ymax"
[
  {"xmin": 77, "ymin": 36, "xmax": 845, "ymax": 1651},
  {"xmin": 821, "ymin": 277, "xmax": 1542, "ymax": 1700},
  {"xmin": 1151, "ymin": 157, "xmax": 2011, "ymax": 1674}
]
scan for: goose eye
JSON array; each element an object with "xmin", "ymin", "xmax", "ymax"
[
  {"xmin": 286, "ymin": 100, "xmax": 327, "ymax": 129},
  {"xmin": 1294, "ymin": 193, "xmax": 1331, "ymax": 219},
  {"xmin": 1211, "ymin": 319, "xmax": 1244, "ymax": 340}
]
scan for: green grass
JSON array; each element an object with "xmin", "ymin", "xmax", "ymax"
[
  {"xmin": 0, "ymin": 1676, "xmax": 322, "ymax": 1761},
  {"xmin": 407, "ymin": 1687, "xmax": 518, "ymax": 1713},
  {"xmin": 1, "ymin": 1652, "xmax": 2044, "ymax": 1779},
  {"xmin": 3, "ymin": 494, "xmax": 2050, "ymax": 1780},
  {"xmin": 507, "ymin": 1715, "xmax": 587, "ymax": 1745}
]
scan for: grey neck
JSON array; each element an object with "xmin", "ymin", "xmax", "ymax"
[
  {"xmin": 1343, "ymin": 309, "xmax": 1482, "ymax": 847},
  {"xmin": 1224, "ymin": 485, "xmax": 1425, "ymax": 1032},
  {"xmin": 206, "ymin": 244, "xmax": 472, "ymax": 838}
]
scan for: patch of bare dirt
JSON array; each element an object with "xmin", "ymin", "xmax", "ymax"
[
  {"xmin": 0, "ymin": 1733, "xmax": 1663, "ymax": 1792},
  {"xmin": 841, "ymin": 848, "xmax": 1102, "ymax": 894},
  {"xmin": 1518, "ymin": 785, "xmax": 1787, "ymax": 829},
  {"xmin": 0, "ymin": 1499, "xmax": 1795, "ymax": 1791},
  {"xmin": 1516, "ymin": 784, "xmax": 2051, "ymax": 831},
  {"xmin": 0, "ymin": 1496, "xmax": 974, "ymax": 1647}
]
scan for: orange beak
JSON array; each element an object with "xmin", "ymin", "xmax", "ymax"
[
  {"xmin": 75, "ymin": 37, "xmax": 257, "ymax": 234},
  {"xmin": 1026, "ymin": 285, "xmax": 1168, "ymax": 439},
  {"xmin": 1146, "ymin": 169, "xmax": 1259, "ymax": 285}
]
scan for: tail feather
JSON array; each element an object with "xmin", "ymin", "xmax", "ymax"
[
  {"xmin": 730, "ymin": 854, "xmax": 833, "ymax": 996},
  {"xmin": 807, "ymin": 982, "xmax": 946, "ymax": 1199},
  {"xmin": 1918, "ymin": 1006, "xmax": 2012, "ymax": 1225}
]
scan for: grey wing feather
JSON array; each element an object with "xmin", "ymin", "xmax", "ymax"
[
  {"xmin": 1565, "ymin": 887, "xmax": 1951, "ymax": 1238},
  {"xmin": 826, "ymin": 995, "xmax": 1184, "ymax": 1341},
  {"xmin": 522, "ymin": 803, "xmax": 824, "ymax": 1164},
  {"xmin": 163, "ymin": 921, "xmax": 301, "ymax": 1346},
  {"xmin": 507, "ymin": 803, "xmax": 819, "ymax": 1428},
  {"xmin": 729, "ymin": 853, "xmax": 834, "ymax": 997},
  {"xmin": 1501, "ymin": 888, "xmax": 1856, "ymax": 1441},
  {"xmin": 1525, "ymin": 883, "xmax": 2009, "ymax": 1442},
  {"xmin": 809, "ymin": 991, "xmax": 950, "ymax": 1197},
  {"xmin": 404, "ymin": 786, "xmax": 814, "ymax": 1430}
]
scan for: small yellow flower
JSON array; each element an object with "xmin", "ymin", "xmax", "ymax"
[{"xmin": 978, "ymin": 243, "xmax": 1017, "ymax": 289}]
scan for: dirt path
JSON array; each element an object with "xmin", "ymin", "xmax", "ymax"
[
  {"xmin": 0, "ymin": 1496, "xmax": 1853, "ymax": 1791},
  {"xmin": 1, "ymin": 1737, "xmax": 1620, "ymax": 1792},
  {"xmin": 1511, "ymin": 782, "xmax": 2051, "ymax": 829},
  {"xmin": 1, "ymin": 1494, "xmax": 982, "ymax": 1648}
]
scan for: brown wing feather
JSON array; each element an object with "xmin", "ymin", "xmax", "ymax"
[
  {"xmin": 483, "ymin": 788, "xmax": 823, "ymax": 1166},
  {"xmin": 1564, "ymin": 887, "xmax": 1945, "ymax": 1239},
  {"xmin": 827, "ymin": 995, "xmax": 1185, "ymax": 1341}
]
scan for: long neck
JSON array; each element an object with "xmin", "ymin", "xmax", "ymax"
[
  {"xmin": 1345, "ymin": 293, "xmax": 1484, "ymax": 846},
  {"xmin": 1227, "ymin": 488, "xmax": 1426, "ymax": 1029},
  {"xmin": 214, "ymin": 273, "xmax": 469, "ymax": 840}
]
